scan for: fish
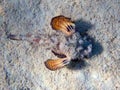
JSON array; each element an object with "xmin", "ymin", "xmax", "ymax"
[{"xmin": 7, "ymin": 15, "xmax": 92, "ymax": 71}]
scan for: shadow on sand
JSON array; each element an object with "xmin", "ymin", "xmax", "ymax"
[{"xmin": 67, "ymin": 19, "xmax": 103, "ymax": 70}]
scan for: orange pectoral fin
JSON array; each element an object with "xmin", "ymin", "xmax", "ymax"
[
  {"xmin": 44, "ymin": 58, "xmax": 70, "ymax": 71},
  {"xmin": 51, "ymin": 15, "xmax": 75, "ymax": 36}
]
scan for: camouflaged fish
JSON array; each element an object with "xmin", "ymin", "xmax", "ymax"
[{"xmin": 7, "ymin": 15, "xmax": 92, "ymax": 71}]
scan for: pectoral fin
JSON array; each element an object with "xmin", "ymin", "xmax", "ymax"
[
  {"xmin": 51, "ymin": 15, "xmax": 75, "ymax": 36},
  {"xmin": 44, "ymin": 58, "xmax": 70, "ymax": 71}
]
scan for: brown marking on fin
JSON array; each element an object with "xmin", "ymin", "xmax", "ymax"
[{"xmin": 51, "ymin": 50, "xmax": 66, "ymax": 58}]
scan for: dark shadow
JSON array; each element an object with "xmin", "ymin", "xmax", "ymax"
[
  {"xmin": 74, "ymin": 19, "xmax": 93, "ymax": 34},
  {"xmin": 89, "ymin": 36, "xmax": 103, "ymax": 57},
  {"xmin": 67, "ymin": 19, "xmax": 103, "ymax": 70},
  {"xmin": 67, "ymin": 59, "xmax": 89, "ymax": 70}
]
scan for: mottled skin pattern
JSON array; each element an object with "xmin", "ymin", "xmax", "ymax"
[{"xmin": 8, "ymin": 15, "xmax": 92, "ymax": 71}]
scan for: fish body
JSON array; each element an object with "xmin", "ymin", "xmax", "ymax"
[{"xmin": 7, "ymin": 15, "xmax": 92, "ymax": 71}]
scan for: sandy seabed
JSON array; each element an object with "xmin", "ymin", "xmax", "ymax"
[{"xmin": 0, "ymin": 0, "xmax": 120, "ymax": 90}]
